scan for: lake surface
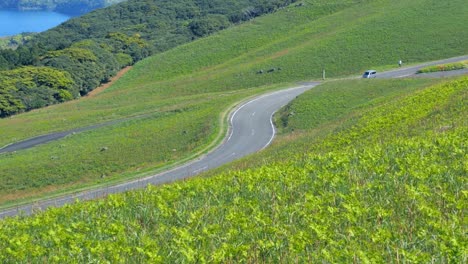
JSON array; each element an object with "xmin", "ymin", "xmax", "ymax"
[{"xmin": 0, "ymin": 10, "xmax": 70, "ymax": 37}]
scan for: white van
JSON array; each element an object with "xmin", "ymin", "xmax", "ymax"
[{"xmin": 362, "ymin": 70, "xmax": 377, "ymax": 78}]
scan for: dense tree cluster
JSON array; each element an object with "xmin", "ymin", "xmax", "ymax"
[
  {"xmin": 0, "ymin": 0, "xmax": 298, "ymax": 117},
  {"xmin": 0, "ymin": 33, "xmax": 35, "ymax": 50},
  {"xmin": 0, "ymin": 66, "xmax": 75, "ymax": 117}
]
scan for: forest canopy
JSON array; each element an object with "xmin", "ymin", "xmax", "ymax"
[{"xmin": 0, "ymin": 66, "xmax": 75, "ymax": 117}]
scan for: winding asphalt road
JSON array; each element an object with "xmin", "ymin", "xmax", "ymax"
[
  {"xmin": 0, "ymin": 83, "xmax": 320, "ymax": 218},
  {"xmin": 0, "ymin": 55, "xmax": 466, "ymax": 219}
]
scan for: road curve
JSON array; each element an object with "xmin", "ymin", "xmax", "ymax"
[
  {"xmin": 1, "ymin": 55, "xmax": 466, "ymax": 218},
  {"xmin": 0, "ymin": 83, "xmax": 320, "ymax": 219},
  {"xmin": 2, "ymin": 55, "xmax": 466, "ymax": 154}
]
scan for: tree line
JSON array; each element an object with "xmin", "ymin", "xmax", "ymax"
[{"xmin": 0, "ymin": 0, "xmax": 298, "ymax": 117}]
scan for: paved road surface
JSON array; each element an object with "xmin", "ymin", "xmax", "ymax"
[
  {"xmin": 375, "ymin": 55, "xmax": 468, "ymax": 78},
  {"xmin": 2, "ymin": 55, "xmax": 467, "ymax": 154},
  {"xmin": 0, "ymin": 83, "xmax": 320, "ymax": 218},
  {"xmin": 1, "ymin": 55, "xmax": 466, "ymax": 219}
]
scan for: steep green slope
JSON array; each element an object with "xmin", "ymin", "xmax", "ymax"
[
  {"xmin": 127, "ymin": 0, "xmax": 467, "ymax": 87},
  {"xmin": 277, "ymin": 79, "xmax": 445, "ymax": 132},
  {"xmin": 0, "ymin": 0, "xmax": 297, "ymax": 116},
  {"xmin": 0, "ymin": 0, "xmax": 466, "ymax": 205},
  {"xmin": 1, "ymin": 76, "xmax": 465, "ymax": 262}
]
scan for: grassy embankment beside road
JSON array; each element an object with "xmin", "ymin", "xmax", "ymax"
[
  {"xmin": 0, "ymin": 0, "xmax": 467, "ymax": 206},
  {"xmin": 1, "ymin": 76, "xmax": 466, "ymax": 262},
  {"xmin": 417, "ymin": 60, "xmax": 468, "ymax": 73}
]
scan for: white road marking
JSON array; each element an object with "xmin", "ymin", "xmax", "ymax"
[
  {"xmin": 193, "ymin": 166, "xmax": 208, "ymax": 174},
  {"xmin": 397, "ymin": 73, "xmax": 413, "ymax": 78}
]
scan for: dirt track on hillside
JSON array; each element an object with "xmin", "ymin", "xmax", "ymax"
[{"xmin": 86, "ymin": 66, "xmax": 132, "ymax": 97}]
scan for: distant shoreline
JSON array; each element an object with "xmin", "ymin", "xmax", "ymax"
[
  {"xmin": 0, "ymin": 10, "xmax": 70, "ymax": 38},
  {"xmin": 0, "ymin": 7, "xmax": 74, "ymax": 17},
  {"xmin": 0, "ymin": 0, "xmax": 127, "ymax": 16}
]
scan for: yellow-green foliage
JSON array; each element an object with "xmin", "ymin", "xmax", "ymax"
[
  {"xmin": 417, "ymin": 60, "xmax": 468, "ymax": 73},
  {"xmin": 0, "ymin": 66, "xmax": 75, "ymax": 116},
  {"xmin": 277, "ymin": 78, "xmax": 440, "ymax": 132},
  {"xmin": 106, "ymin": 32, "xmax": 147, "ymax": 48},
  {"xmin": 44, "ymin": 48, "xmax": 98, "ymax": 62},
  {"xmin": 2, "ymin": 66, "xmax": 74, "ymax": 88},
  {"xmin": 0, "ymin": 77, "xmax": 466, "ymax": 262},
  {"xmin": 0, "ymin": 34, "xmax": 34, "ymax": 50}
]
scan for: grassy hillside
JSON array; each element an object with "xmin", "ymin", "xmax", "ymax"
[
  {"xmin": 1, "ymin": 76, "xmax": 465, "ymax": 262},
  {"xmin": 1, "ymin": 0, "xmax": 297, "ymax": 116},
  {"xmin": 0, "ymin": 0, "xmax": 467, "ymax": 205},
  {"xmin": 277, "ymin": 79, "xmax": 443, "ymax": 132}
]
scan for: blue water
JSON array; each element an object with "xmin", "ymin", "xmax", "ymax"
[{"xmin": 0, "ymin": 10, "xmax": 70, "ymax": 37}]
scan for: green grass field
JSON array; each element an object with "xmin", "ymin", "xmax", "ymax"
[
  {"xmin": 277, "ymin": 79, "xmax": 444, "ymax": 132},
  {"xmin": 1, "ymin": 76, "xmax": 465, "ymax": 262},
  {"xmin": 0, "ymin": 0, "xmax": 467, "ymax": 205}
]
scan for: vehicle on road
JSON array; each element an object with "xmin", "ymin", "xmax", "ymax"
[{"xmin": 362, "ymin": 70, "xmax": 377, "ymax": 78}]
